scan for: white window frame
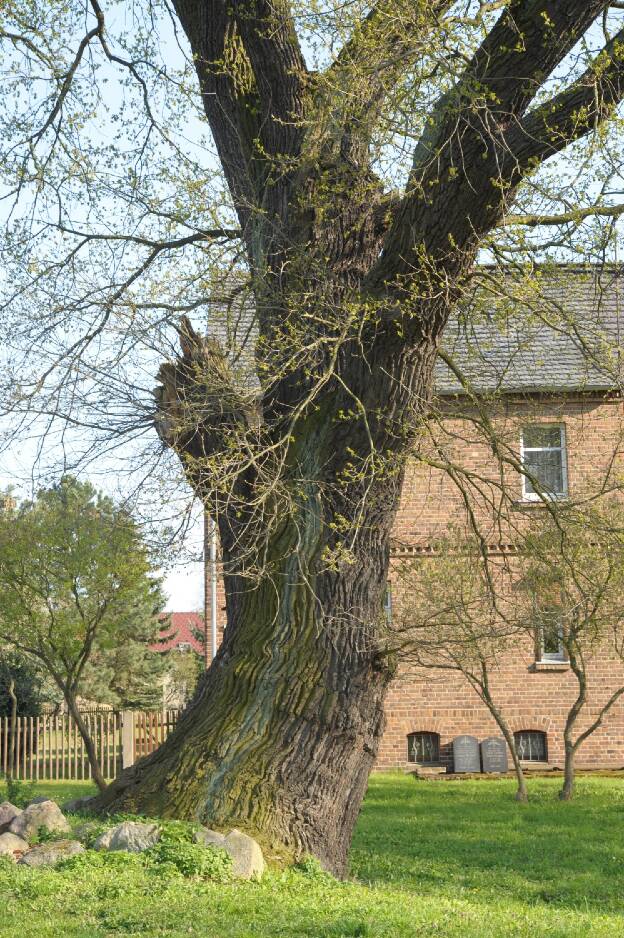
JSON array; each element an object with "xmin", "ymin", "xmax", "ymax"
[
  {"xmin": 177, "ymin": 641, "xmax": 192, "ymax": 652},
  {"xmin": 520, "ymin": 424, "xmax": 568, "ymax": 502},
  {"xmin": 538, "ymin": 621, "xmax": 566, "ymax": 663}
]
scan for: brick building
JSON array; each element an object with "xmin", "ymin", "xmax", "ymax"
[
  {"xmin": 379, "ymin": 269, "xmax": 624, "ymax": 772},
  {"xmin": 202, "ymin": 268, "xmax": 624, "ymax": 773}
]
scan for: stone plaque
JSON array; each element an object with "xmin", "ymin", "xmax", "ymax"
[
  {"xmin": 452, "ymin": 735, "xmax": 480, "ymax": 773},
  {"xmin": 480, "ymin": 737, "xmax": 508, "ymax": 774}
]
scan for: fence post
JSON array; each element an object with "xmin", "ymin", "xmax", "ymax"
[{"xmin": 121, "ymin": 711, "xmax": 136, "ymax": 769}]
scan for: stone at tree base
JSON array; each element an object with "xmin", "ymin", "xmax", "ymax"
[
  {"xmin": 18, "ymin": 840, "xmax": 84, "ymax": 867},
  {"xmin": 193, "ymin": 828, "xmax": 226, "ymax": 848},
  {"xmin": 0, "ymin": 802, "xmax": 22, "ymax": 834},
  {"xmin": 193, "ymin": 826, "xmax": 265, "ymax": 878},
  {"xmin": 62, "ymin": 796, "xmax": 94, "ymax": 814},
  {"xmin": 223, "ymin": 829, "xmax": 265, "ymax": 879},
  {"xmin": 93, "ymin": 821, "xmax": 160, "ymax": 853},
  {"xmin": 0, "ymin": 831, "xmax": 29, "ymax": 861},
  {"xmin": 8, "ymin": 800, "xmax": 71, "ymax": 841}
]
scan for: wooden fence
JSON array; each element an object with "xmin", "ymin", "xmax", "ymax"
[{"xmin": 0, "ymin": 709, "xmax": 181, "ymax": 782}]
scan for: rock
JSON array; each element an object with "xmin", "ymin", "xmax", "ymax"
[
  {"xmin": 94, "ymin": 821, "xmax": 160, "ymax": 853},
  {"xmin": 0, "ymin": 832, "xmax": 29, "ymax": 861},
  {"xmin": 0, "ymin": 802, "xmax": 22, "ymax": 834},
  {"xmin": 18, "ymin": 840, "xmax": 84, "ymax": 867},
  {"xmin": 8, "ymin": 800, "xmax": 71, "ymax": 841},
  {"xmin": 193, "ymin": 828, "xmax": 226, "ymax": 848},
  {"xmin": 223, "ymin": 829, "xmax": 265, "ymax": 880},
  {"xmin": 62, "ymin": 795, "xmax": 94, "ymax": 814},
  {"xmin": 27, "ymin": 796, "xmax": 53, "ymax": 806}
]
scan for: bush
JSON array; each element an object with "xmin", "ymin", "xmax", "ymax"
[
  {"xmin": 2, "ymin": 776, "xmax": 37, "ymax": 808},
  {"xmin": 145, "ymin": 840, "xmax": 233, "ymax": 880}
]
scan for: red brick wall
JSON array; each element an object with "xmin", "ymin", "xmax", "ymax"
[{"xmin": 379, "ymin": 394, "xmax": 624, "ymax": 770}]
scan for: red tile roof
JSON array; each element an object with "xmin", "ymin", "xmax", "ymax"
[{"xmin": 154, "ymin": 612, "xmax": 205, "ymax": 655}]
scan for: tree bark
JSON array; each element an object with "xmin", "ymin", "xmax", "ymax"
[
  {"xmin": 91, "ymin": 491, "xmax": 398, "ymax": 875},
  {"xmin": 560, "ymin": 740, "xmax": 576, "ymax": 801},
  {"xmin": 65, "ymin": 691, "xmax": 108, "ymax": 793}
]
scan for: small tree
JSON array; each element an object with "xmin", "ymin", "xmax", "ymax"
[
  {"xmin": 78, "ymin": 624, "xmax": 167, "ymax": 711},
  {"xmin": 517, "ymin": 503, "xmax": 624, "ymax": 801},
  {"xmin": 162, "ymin": 650, "xmax": 203, "ymax": 709},
  {"xmin": 0, "ymin": 476, "xmax": 166, "ymax": 791},
  {"xmin": 393, "ymin": 536, "xmax": 529, "ymax": 802}
]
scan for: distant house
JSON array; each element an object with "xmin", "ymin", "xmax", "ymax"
[
  {"xmin": 153, "ymin": 612, "xmax": 206, "ymax": 708},
  {"xmin": 155, "ymin": 612, "xmax": 206, "ymax": 656}
]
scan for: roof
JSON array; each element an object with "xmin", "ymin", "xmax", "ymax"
[
  {"xmin": 154, "ymin": 612, "xmax": 205, "ymax": 655},
  {"xmin": 203, "ymin": 266, "xmax": 624, "ymax": 397},
  {"xmin": 435, "ymin": 267, "xmax": 624, "ymax": 396}
]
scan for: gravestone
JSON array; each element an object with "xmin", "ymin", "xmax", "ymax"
[
  {"xmin": 480, "ymin": 737, "xmax": 508, "ymax": 774},
  {"xmin": 452, "ymin": 735, "xmax": 480, "ymax": 773}
]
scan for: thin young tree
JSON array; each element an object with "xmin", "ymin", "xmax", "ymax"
[
  {"xmin": 517, "ymin": 503, "xmax": 624, "ymax": 801},
  {"xmin": 393, "ymin": 537, "xmax": 530, "ymax": 802},
  {"xmin": 2, "ymin": 1, "xmax": 624, "ymax": 870},
  {"xmin": 0, "ymin": 477, "xmax": 166, "ymax": 792}
]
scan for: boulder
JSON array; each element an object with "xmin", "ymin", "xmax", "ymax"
[
  {"xmin": 0, "ymin": 831, "xmax": 29, "ymax": 861},
  {"xmin": 193, "ymin": 826, "xmax": 265, "ymax": 878},
  {"xmin": 27, "ymin": 796, "xmax": 54, "ymax": 806},
  {"xmin": 223, "ymin": 829, "xmax": 265, "ymax": 880},
  {"xmin": 94, "ymin": 821, "xmax": 160, "ymax": 853},
  {"xmin": 193, "ymin": 828, "xmax": 226, "ymax": 848},
  {"xmin": 0, "ymin": 802, "xmax": 22, "ymax": 834},
  {"xmin": 18, "ymin": 840, "xmax": 84, "ymax": 867},
  {"xmin": 62, "ymin": 795, "xmax": 94, "ymax": 814},
  {"xmin": 8, "ymin": 800, "xmax": 71, "ymax": 841}
]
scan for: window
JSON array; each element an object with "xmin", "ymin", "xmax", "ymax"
[
  {"xmin": 538, "ymin": 612, "xmax": 567, "ymax": 661},
  {"xmin": 514, "ymin": 730, "xmax": 547, "ymax": 762},
  {"xmin": 520, "ymin": 425, "xmax": 568, "ymax": 500},
  {"xmin": 177, "ymin": 641, "xmax": 192, "ymax": 652},
  {"xmin": 538, "ymin": 608, "xmax": 566, "ymax": 662},
  {"xmin": 407, "ymin": 731, "xmax": 440, "ymax": 764}
]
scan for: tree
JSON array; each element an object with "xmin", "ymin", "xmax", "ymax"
[
  {"xmin": 2, "ymin": 1, "xmax": 624, "ymax": 872},
  {"xmin": 0, "ymin": 653, "xmax": 46, "ymax": 720},
  {"xmin": 78, "ymin": 623, "xmax": 167, "ymax": 711},
  {"xmin": 393, "ymin": 537, "xmax": 530, "ymax": 802},
  {"xmin": 162, "ymin": 649, "xmax": 203, "ymax": 709},
  {"xmin": 517, "ymin": 503, "xmax": 624, "ymax": 801},
  {"xmin": 0, "ymin": 476, "xmax": 166, "ymax": 791}
]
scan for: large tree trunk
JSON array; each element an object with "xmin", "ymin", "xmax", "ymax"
[{"xmin": 91, "ymin": 492, "xmax": 398, "ymax": 875}]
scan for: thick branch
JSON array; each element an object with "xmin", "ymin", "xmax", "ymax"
[
  {"xmin": 232, "ymin": 0, "xmax": 307, "ymax": 160},
  {"xmin": 171, "ymin": 0, "xmax": 262, "ymax": 233},
  {"xmin": 507, "ymin": 24, "xmax": 624, "ymax": 171}
]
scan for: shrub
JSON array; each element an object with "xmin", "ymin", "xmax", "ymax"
[
  {"xmin": 146, "ymin": 841, "xmax": 232, "ymax": 881},
  {"xmin": 3, "ymin": 776, "xmax": 37, "ymax": 808}
]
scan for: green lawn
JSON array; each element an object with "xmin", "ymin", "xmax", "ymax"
[{"xmin": 1, "ymin": 774, "xmax": 624, "ymax": 937}]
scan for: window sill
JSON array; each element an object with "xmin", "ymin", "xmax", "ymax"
[
  {"xmin": 512, "ymin": 498, "xmax": 567, "ymax": 511},
  {"xmin": 530, "ymin": 660, "xmax": 570, "ymax": 672}
]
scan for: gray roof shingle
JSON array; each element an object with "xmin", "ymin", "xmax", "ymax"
[
  {"xmin": 435, "ymin": 267, "xmax": 624, "ymax": 395},
  {"xmin": 205, "ymin": 267, "xmax": 624, "ymax": 396}
]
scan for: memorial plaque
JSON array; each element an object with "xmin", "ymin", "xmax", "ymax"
[
  {"xmin": 480, "ymin": 737, "xmax": 508, "ymax": 774},
  {"xmin": 452, "ymin": 735, "xmax": 480, "ymax": 773}
]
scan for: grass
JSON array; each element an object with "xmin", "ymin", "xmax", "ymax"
[{"xmin": 2, "ymin": 773, "xmax": 624, "ymax": 937}]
